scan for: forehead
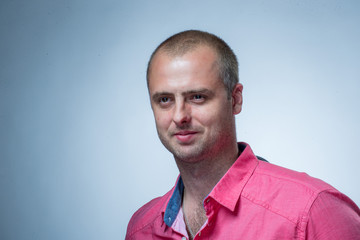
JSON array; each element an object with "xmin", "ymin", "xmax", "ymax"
[{"xmin": 148, "ymin": 46, "xmax": 222, "ymax": 92}]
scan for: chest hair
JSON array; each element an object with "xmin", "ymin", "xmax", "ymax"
[{"xmin": 185, "ymin": 205, "xmax": 207, "ymax": 239}]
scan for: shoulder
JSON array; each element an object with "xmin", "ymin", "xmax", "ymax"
[
  {"xmin": 255, "ymin": 160, "xmax": 334, "ymax": 192},
  {"xmin": 126, "ymin": 188, "xmax": 173, "ymax": 239},
  {"xmin": 306, "ymin": 190, "xmax": 360, "ymax": 239},
  {"xmin": 242, "ymin": 160, "xmax": 360, "ymax": 237},
  {"xmin": 242, "ymin": 161, "xmax": 337, "ymax": 223}
]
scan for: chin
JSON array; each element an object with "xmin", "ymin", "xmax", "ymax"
[{"xmin": 171, "ymin": 146, "xmax": 208, "ymax": 162}]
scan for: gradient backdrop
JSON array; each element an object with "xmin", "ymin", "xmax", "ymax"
[{"xmin": 1, "ymin": 0, "xmax": 359, "ymax": 239}]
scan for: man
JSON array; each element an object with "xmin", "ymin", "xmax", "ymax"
[{"xmin": 126, "ymin": 30, "xmax": 360, "ymax": 239}]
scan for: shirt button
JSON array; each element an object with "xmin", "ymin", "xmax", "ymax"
[{"xmin": 181, "ymin": 237, "xmax": 187, "ymax": 240}]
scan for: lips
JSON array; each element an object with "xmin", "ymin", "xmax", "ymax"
[{"xmin": 173, "ymin": 131, "xmax": 198, "ymax": 143}]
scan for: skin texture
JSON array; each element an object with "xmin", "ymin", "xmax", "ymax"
[{"xmin": 148, "ymin": 45, "xmax": 243, "ymax": 238}]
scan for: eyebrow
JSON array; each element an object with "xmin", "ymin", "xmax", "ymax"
[
  {"xmin": 151, "ymin": 88, "xmax": 215, "ymax": 102},
  {"xmin": 183, "ymin": 88, "xmax": 215, "ymax": 97},
  {"xmin": 151, "ymin": 92, "xmax": 172, "ymax": 102}
]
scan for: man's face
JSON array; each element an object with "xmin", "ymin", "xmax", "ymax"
[{"xmin": 148, "ymin": 46, "xmax": 242, "ymax": 162}]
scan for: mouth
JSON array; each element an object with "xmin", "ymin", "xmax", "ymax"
[{"xmin": 173, "ymin": 131, "xmax": 198, "ymax": 143}]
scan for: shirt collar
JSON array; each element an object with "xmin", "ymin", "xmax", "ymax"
[
  {"xmin": 208, "ymin": 142, "xmax": 259, "ymax": 211},
  {"xmin": 162, "ymin": 142, "xmax": 259, "ymax": 227},
  {"xmin": 163, "ymin": 175, "xmax": 184, "ymax": 227}
]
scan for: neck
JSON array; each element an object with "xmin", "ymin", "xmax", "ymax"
[{"xmin": 176, "ymin": 142, "xmax": 239, "ymax": 203}]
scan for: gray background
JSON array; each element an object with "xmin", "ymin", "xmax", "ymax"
[{"xmin": 1, "ymin": 0, "xmax": 359, "ymax": 239}]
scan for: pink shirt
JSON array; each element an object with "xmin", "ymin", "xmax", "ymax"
[{"xmin": 126, "ymin": 143, "xmax": 360, "ymax": 239}]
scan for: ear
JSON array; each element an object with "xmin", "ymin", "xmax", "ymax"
[{"xmin": 232, "ymin": 83, "xmax": 243, "ymax": 115}]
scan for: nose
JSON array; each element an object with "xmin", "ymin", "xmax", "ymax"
[{"xmin": 173, "ymin": 100, "xmax": 191, "ymax": 126}]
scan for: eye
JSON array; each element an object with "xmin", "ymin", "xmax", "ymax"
[
  {"xmin": 191, "ymin": 94, "xmax": 206, "ymax": 102},
  {"xmin": 159, "ymin": 97, "xmax": 170, "ymax": 103},
  {"xmin": 157, "ymin": 96, "xmax": 173, "ymax": 108}
]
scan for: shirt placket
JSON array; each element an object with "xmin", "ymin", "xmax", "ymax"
[{"xmin": 189, "ymin": 197, "xmax": 216, "ymax": 240}]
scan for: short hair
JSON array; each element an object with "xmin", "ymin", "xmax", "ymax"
[{"xmin": 146, "ymin": 30, "xmax": 239, "ymax": 98}]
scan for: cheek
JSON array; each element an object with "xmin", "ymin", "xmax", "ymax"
[
  {"xmin": 154, "ymin": 111, "xmax": 172, "ymax": 130},
  {"xmin": 194, "ymin": 103, "xmax": 232, "ymax": 127},
  {"xmin": 193, "ymin": 108, "xmax": 218, "ymax": 126}
]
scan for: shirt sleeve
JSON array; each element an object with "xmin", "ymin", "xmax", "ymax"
[{"xmin": 306, "ymin": 190, "xmax": 360, "ymax": 240}]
